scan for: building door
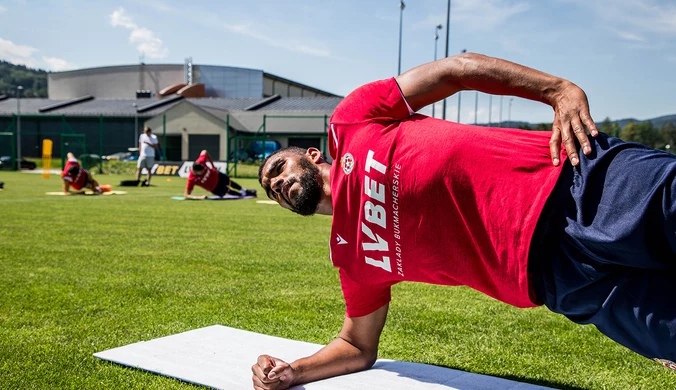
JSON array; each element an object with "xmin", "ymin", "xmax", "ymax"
[
  {"xmin": 188, "ymin": 134, "xmax": 220, "ymax": 160},
  {"xmin": 164, "ymin": 135, "xmax": 182, "ymax": 161}
]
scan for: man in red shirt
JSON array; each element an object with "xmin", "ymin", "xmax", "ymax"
[
  {"xmin": 253, "ymin": 52, "xmax": 676, "ymax": 389},
  {"xmin": 184, "ymin": 149, "xmax": 256, "ymax": 199},
  {"xmin": 61, "ymin": 152, "xmax": 102, "ymax": 195}
]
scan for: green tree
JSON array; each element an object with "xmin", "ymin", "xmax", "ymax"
[
  {"xmin": 599, "ymin": 117, "xmax": 620, "ymax": 137},
  {"xmin": 0, "ymin": 60, "xmax": 49, "ymax": 97},
  {"xmin": 619, "ymin": 121, "xmax": 659, "ymax": 148},
  {"xmin": 534, "ymin": 123, "xmax": 552, "ymax": 130},
  {"xmin": 658, "ymin": 122, "xmax": 676, "ymax": 154}
]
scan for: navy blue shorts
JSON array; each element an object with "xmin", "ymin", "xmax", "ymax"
[
  {"xmin": 212, "ymin": 172, "xmax": 231, "ymax": 197},
  {"xmin": 530, "ymin": 132, "xmax": 676, "ymax": 362}
]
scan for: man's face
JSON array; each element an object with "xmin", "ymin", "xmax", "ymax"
[
  {"xmin": 144, "ymin": 129, "xmax": 152, "ymax": 135},
  {"xmin": 260, "ymin": 151, "xmax": 322, "ymax": 216}
]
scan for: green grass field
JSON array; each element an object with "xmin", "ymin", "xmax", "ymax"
[{"xmin": 0, "ymin": 170, "xmax": 674, "ymax": 389}]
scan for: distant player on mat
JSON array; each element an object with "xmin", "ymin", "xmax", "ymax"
[
  {"xmin": 184, "ymin": 150, "xmax": 256, "ymax": 199},
  {"xmin": 61, "ymin": 152, "xmax": 103, "ymax": 195}
]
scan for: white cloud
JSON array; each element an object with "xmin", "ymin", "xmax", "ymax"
[
  {"xmin": 566, "ymin": 0, "xmax": 676, "ymax": 36},
  {"xmin": 615, "ymin": 31, "xmax": 646, "ymax": 42},
  {"xmin": 109, "ymin": 7, "xmax": 168, "ymax": 59},
  {"xmin": 223, "ymin": 22, "xmax": 331, "ymax": 58},
  {"xmin": 452, "ymin": 0, "xmax": 530, "ymax": 32},
  {"xmin": 0, "ymin": 37, "xmax": 38, "ymax": 67},
  {"xmin": 0, "ymin": 5, "xmax": 7, "ymax": 13},
  {"xmin": 42, "ymin": 56, "xmax": 76, "ymax": 71}
]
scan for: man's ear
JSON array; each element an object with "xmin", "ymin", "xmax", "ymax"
[{"xmin": 306, "ymin": 147, "xmax": 324, "ymax": 163}]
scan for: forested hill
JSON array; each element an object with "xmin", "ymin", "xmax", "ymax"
[{"xmin": 0, "ymin": 61, "xmax": 49, "ymax": 98}]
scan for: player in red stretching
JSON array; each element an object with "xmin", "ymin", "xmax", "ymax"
[
  {"xmin": 184, "ymin": 149, "xmax": 256, "ymax": 199},
  {"xmin": 61, "ymin": 152, "xmax": 102, "ymax": 195},
  {"xmin": 253, "ymin": 52, "xmax": 676, "ymax": 389}
]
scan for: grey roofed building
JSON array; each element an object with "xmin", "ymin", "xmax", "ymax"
[{"xmin": 0, "ymin": 95, "xmax": 343, "ymax": 162}]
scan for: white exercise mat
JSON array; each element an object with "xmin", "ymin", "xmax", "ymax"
[{"xmin": 94, "ymin": 325, "xmax": 554, "ymax": 389}]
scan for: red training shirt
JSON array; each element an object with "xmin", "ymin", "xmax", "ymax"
[
  {"xmin": 61, "ymin": 159, "xmax": 87, "ymax": 190},
  {"xmin": 186, "ymin": 154, "xmax": 219, "ymax": 192},
  {"xmin": 328, "ymin": 78, "xmax": 565, "ymax": 317}
]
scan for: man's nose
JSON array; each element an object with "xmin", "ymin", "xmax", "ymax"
[{"xmin": 271, "ymin": 176, "xmax": 283, "ymax": 194}]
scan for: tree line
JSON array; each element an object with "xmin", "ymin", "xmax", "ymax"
[
  {"xmin": 0, "ymin": 61, "xmax": 49, "ymax": 98},
  {"xmin": 519, "ymin": 119, "xmax": 676, "ymax": 153}
]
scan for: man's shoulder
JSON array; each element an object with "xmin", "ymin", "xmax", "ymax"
[{"xmin": 331, "ymin": 78, "xmax": 400, "ymax": 124}]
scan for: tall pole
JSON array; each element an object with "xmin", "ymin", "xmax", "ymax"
[
  {"xmin": 398, "ymin": 1, "xmax": 405, "ymax": 75},
  {"xmin": 508, "ymin": 98, "xmax": 513, "ymax": 125},
  {"xmin": 432, "ymin": 24, "xmax": 442, "ymax": 118},
  {"xmin": 456, "ymin": 48, "xmax": 466, "ymax": 123},
  {"xmin": 474, "ymin": 91, "xmax": 478, "ymax": 125},
  {"xmin": 16, "ymin": 85, "xmax": 23, "ymax": 169},
  {"xmin": 132, "ymin": 103, "xmax": 138, "ymax": 147},
  {"xmin": 442, "ymin": 0, "xmax": 451, "ymax": 120},
  {"xmin": 488, "ymin": 95, "xmax": 492, "ymax": 126},
  {"xmin": 499, "ymin": 96, "xmax": 503, "ymax": 127}
]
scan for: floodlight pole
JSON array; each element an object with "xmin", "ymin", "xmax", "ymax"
[
  {"xmin": 508, "ymin": 98, "xmax": 513, "ymax": 125},
  {"xmin": 457, "ymin": 49, "xmax": 466, "ymax": 123},
  {"xmin": 398, "ymin": 1, "xmax": 405, "ymax": 75},
  {"xmin": 16, "ymin": 85, "xmax": 23, "ymax": 169},
  {"xmin": 474, "ymin": 91, "xmax": 478, "ymax": 125},
  {"xmin": 132, "ymin": 103, "xmax": 138, "ymax": 147},
  {"xmin": 488, "ymin": 95, "xmax": 493, "ymax": 126},
  {"xmin": 499, "ymin": 96, "xmax": 503, "ymax": 127},
  {"xmin": 432, "ymin": 24, "xmax": 443, "ymax": 118},
  {"xmin": 442, "ymin": 0, "xmax": 451, "ymax": 120}
]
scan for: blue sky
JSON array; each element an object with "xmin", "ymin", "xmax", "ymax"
[{"xmin": 1, "ymin": 0, "xmax": 675, "ymax": 124}]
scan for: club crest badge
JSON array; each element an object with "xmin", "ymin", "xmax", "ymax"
[
  {"xmin": 341, "ymin": 153, "xmax": 355, "ymax": 175},
  {"xmin": 654, "ymin": 358, "xmax": 676, "ymax": 371}
]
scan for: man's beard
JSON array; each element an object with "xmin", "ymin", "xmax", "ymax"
[{"xmin": 291, "ymin": 157, "xmax": 322, "ymax": 216}]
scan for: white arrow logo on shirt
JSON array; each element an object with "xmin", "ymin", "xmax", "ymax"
[{"xmin": 336, "ymin": 235, "xmax": 348, "ymax": 245}]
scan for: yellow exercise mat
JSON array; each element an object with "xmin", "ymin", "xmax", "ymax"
[{"xmin": 45, "ymin": 191, "xmax": 127, "ymax": 196}]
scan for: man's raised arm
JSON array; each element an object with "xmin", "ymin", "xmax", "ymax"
[
  {"xmin": 396, "ymin": 52, "xmax": 598, "ymax": 167},
  {"xmin": 252, "ymin": 304, "xmax": 389, "ymax": 390}
]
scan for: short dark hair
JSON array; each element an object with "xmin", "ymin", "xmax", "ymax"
[
  {"xmin": 144, "ymin": 127, "xmax": 152, "ymax": 132},
  {"xmin": 192, "ymin": 162, "xmax": 204, "ymax": 173},
  {"xmin": 258, "ymin": 146, "xmax": 308, "ymax": 184},
  {"xmin": 67, "ymin": 164, "xmax": 80, "ymax": 176}
]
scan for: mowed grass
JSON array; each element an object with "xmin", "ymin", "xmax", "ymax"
[{"xmin": 0, "ymin": 171, "xmax": 674, "ymax": 389}]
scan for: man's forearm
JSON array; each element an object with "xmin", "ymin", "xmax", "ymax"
[
  {"xmin": 451, "ymin": 53, "xmax": 567, "ymax": 105},
  {"xmin": 399, "ymin": 52, "xmax": 571, "ymax": 112},
  {"xmin": 288, "ymin": 337, "xmax": 376, "ymax": 387}
]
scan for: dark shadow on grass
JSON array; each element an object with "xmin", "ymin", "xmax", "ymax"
[{"xmin": 291, "ymin": 360, "xmax": 587, "ymax": 390}]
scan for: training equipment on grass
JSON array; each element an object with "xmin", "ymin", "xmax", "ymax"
[
  {"xmin": 42, "ymin": 139, "xmax": 53, "ymax": 179},
  {"xmin": 46, "ymin": 191, "xmax": 127, "ymax": 196},
  {"xmin": 257, "ymin": 200, "xmax": 278, "ymax": 205},
  {"xmin": 171, "ymin": 195, "xmax": 257, "ymax": 201},
  {"xmin": 100, "ymin": 184, "xmax": 113, "ymax": 193},
  {"xmin": 94, "ymin": 325, "xmax": 555, "ymax": 390},
  {"xmin": 119, "ymin": 180, "xmax": 141, "ymax": 187}
]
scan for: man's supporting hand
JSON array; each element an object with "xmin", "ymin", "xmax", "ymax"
[
  {"xmin": 252, "ymin": 355, "xmax": 296, "ymax": 390},
  {"xmin": 548, "ymin": 81, "xmax": 598, "ymax": 166}
]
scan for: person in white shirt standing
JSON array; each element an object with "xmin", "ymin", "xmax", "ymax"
[{"xmin": 136, "ymin": 126, "xmax": 159, "ymax": 186}]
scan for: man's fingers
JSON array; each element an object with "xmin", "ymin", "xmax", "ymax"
[
  {"xmin": 580, "ymin": 110, "xmax": 598, "ymax": 137},
  {"xmin": 571, "ymin": 117, "xmax": 591, "ymax": 155},
  {"xmin": 560, "ymin": 121, "xmax": 580, "ymax": 166},
  {"xmin": 549, "ymin": 126, "xmax": 562, "ymax": 167}
]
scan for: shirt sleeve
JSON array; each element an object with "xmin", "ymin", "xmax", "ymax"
[
  {"xmin": 329, "ymin": 78, "xmax": 412, "ymax": 159},
  {"xmin": 339, "ymin": 268, "xmax": 392, "ymax": 318},
  {"xmin": 330, "ymin": 78, "xmax": 412, "ymax": 124},
  {"xmin": 195, "ymin": 154, "xmax": 208, "ymax": 164}
]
